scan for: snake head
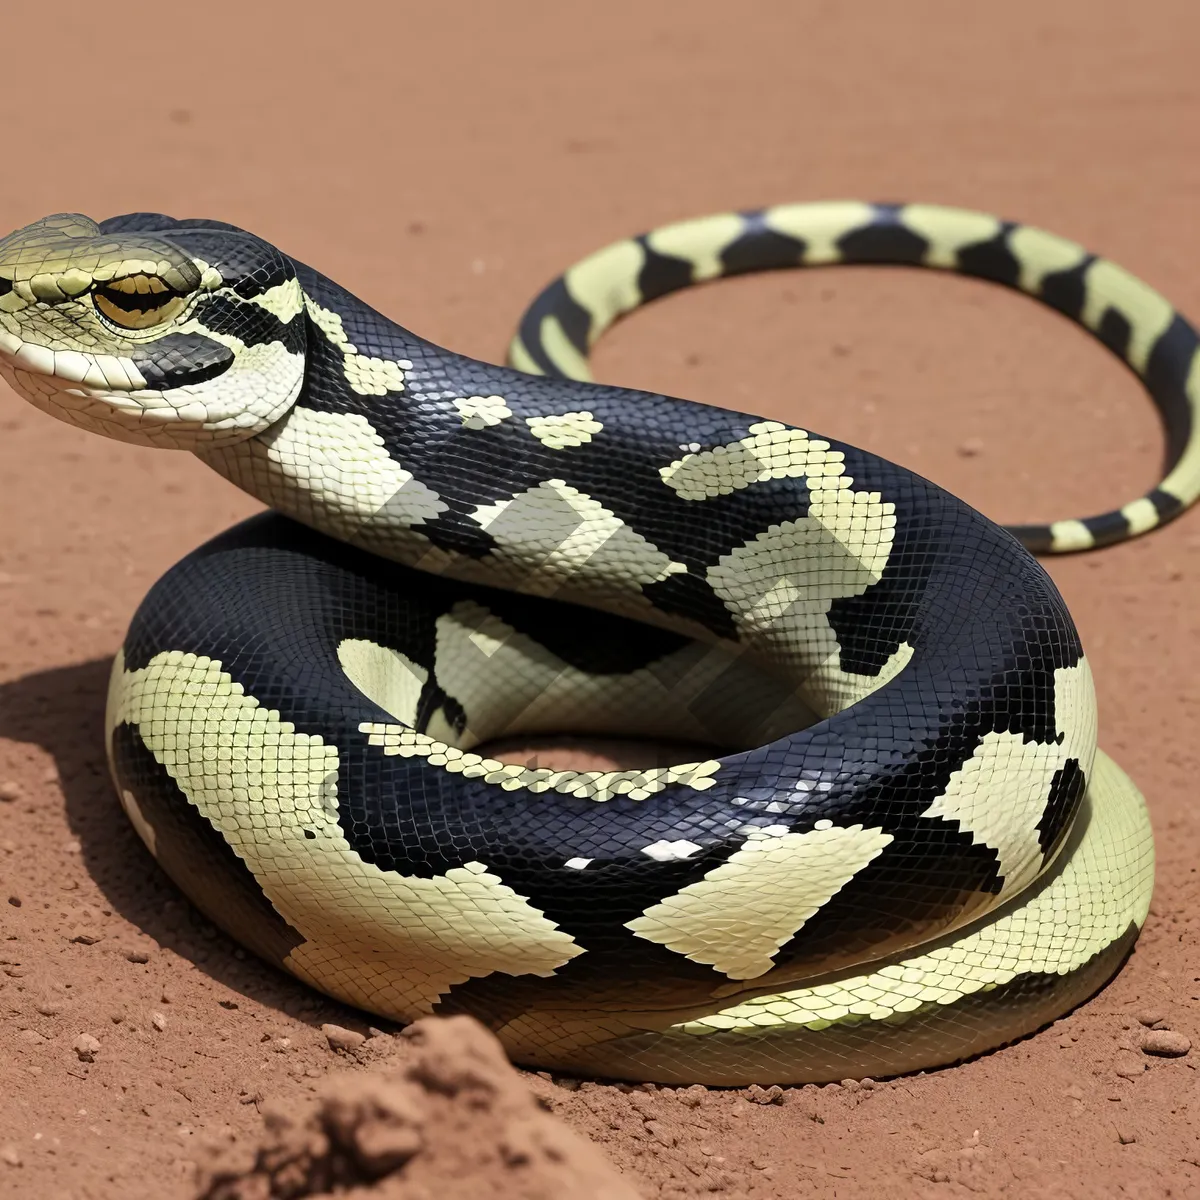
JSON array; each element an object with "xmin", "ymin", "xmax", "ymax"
[{"xmin": 0, "ymin": 212, "xmax": 307, "ymax": 449}]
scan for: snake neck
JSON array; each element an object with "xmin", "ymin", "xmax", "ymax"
[
  {"xmin": 194, "ymin": 257, "xmax": 778, "ymax": 644},
  {"xmin": 197, "ymin": 263, "xmax": 530, "ymax": 565}
]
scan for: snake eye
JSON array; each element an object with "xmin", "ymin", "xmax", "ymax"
[{"xmin": 93, "ymin": 274, "xmax": 188, "ymax": 330}]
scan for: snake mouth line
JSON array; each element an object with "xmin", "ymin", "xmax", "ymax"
[{"xmin": 0, "ymin": 331, "xmax": 148, "ymax": 392}]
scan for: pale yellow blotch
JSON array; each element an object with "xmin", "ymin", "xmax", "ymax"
[
  {"xmin": 922, "ymin": 659, "xmax": 1096, "ymax": 901},
  {"xmin": 898, "ymin": 205, "xmax": 1003, "ymax": 269},
  {"xmin": 1007, "ymin": 225, "xmax": 1089, "ymax": 295},
  {"xmin": 344, "ymin": 355, "xmax": 408, "ymax": 396},
  {"xmin": 471, "ymin": 479, "xmax": 687, "ymax": 599},
  {"xmin": 361, "ymin": 721, "xmax": 721, "ymax": 803},
  {"xmin": 506, "ymin": 337, "xmax": 544, "ymax": 376},
  {"xmin": 537, "ymin": 315, "xmax": 592, "ymax": 382},
  {"xmin": 563, "ymin": 237, "xmax": 645, "ymax": 344},
  {"xmin": 250, "ymin": 279, "xmax": 305, "ymax": 323},
  {"xmin": 663, "ymin": 423, "xmax": 899, "ymax": 710},
  {"xmin": 217, "ymin": 406, "xmax": 447, "ymax": 546},
  {"xmin": 304, "ymin": 295, "xmax": 354, "ymax": 349},
  {"xmin": 338, "ymin": 639, "xmax": 428, "ymax": 728},
  {"xmin": 677, "ymin": 750, "xmax": 1152, "ymax": 1033},
  {"xmin": 711, "ymin": 491, "xmax": 894, "ymax": 618},
  {"xmin": 1081, "ymin": 258, "xmax": 1174, "ymax": 373},
  {"xmin": 661, "ymin": 421, "xmax": 843, "ymax": 500},
  {"xmin": 645, "ymin": 213, "xmax": 747, "ymax": 282},
  {"xmin": 706, "ymin": 480, "xmax": 897, "ymax": 708},
  {"xmin": 104, "ymin": 648, "xmax": 127, "ymax": 766},
  {"xmin": 454, "ymin": 395, "xmax": 512, "ymax": 429},
  {"xmin": 1120, "ymin": 496, "xmax": 1161, "ymax": 536},
  {"xmin": 626, "ymin": 824, "xmax": 894, "ymax": 979},
  {"xmin": 1159, "ymin": 349, "xmax": 1200, "ymax": 505},
  {"xmin": 762, "ymin": 202, "xmax": 877, "ymax": 265},
  {"xmin": 525, "ymin": 410, "xmax": 604, "ymax": 449},
  {"xmin": 1047, "ymin": 518, "xmax": 1095, "ymax": 553},
  {"xmin": 303, "ymin": 294, "xmax": 410, "ymax": 395},
  {"xmin": 109, "ymin": 651, "xmax": 583, "ymax": 1017}
]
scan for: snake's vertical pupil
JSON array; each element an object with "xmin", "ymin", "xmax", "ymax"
[{"xmin": 93, "ymin": 275, "xmax": 187, "ymax": 330}]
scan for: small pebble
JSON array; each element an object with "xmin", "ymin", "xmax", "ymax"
[
  {"xmin": 745, "ymin": 1084, "xmax": 784, "ymax": 1105},
  {"xmin": 125, "ymin": 949, "xmax": 151, "ymax": 964},
  {"xmin": 0, "ymin": 781, "xmax": 21, "ymax": 803},
  {"xmin": 1135, "ymin": 1009, "xmax": 1167, "ymax": 1029},
  {"xmin": 1114, "ymin": 1052, "xmax": 1147, "ymax": 1079},
  {"xmin": 1117, "ymin": 1126, "xmax": 1137, "ymax": 1145},
  {"xmin": 1141, "ymin": 1030, "xmax": 1191, "ymax": 1057},
  {"xmin": 321, "ymin": 1023, "xmax": 366, "ymax": 1053},
  {"xmin": 73, "ymin": 1033, "xmax": 101, "ymax": 1062},
  {"xmin": 957, "ymin": 438, "xmax": 984, "ymax": 458},
  {"xmin": 151, "ymin": 1012, "xmax": 168, "ymax": 1032},
  {"xmin": 69, "ymin": 929, "xmax": 102, "ymax": 946},
  {"xmin": 34, "ymin": 1001, "xmax": 62, "ymax": 1017},
  {"xmin": 0, "ymin": 1145, "xmax": 21, "ymax": 1167},
  {"xmin": 7, "ymin": 896, "xmax": 21, "ymax": 908}
]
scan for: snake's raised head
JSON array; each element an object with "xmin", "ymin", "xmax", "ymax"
[{"xmin": 0, "ymin": 212, "xmax": 307, "ymax": 449}]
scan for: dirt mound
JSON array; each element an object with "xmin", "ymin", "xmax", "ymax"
[{"xmin": 194, "ymin": 1016, "xmax": 642, "ymax": 1200}]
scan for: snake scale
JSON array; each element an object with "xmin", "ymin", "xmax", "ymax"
[{"xmin": 1, "ymin": 202, "xmax": 1195, "ymax": 1085}]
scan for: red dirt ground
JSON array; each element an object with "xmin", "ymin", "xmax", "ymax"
[{"xmin": 2, "ymin": 2, "xmax": 1199, "ymax": 1197}]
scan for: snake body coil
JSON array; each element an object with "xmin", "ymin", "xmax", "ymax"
[{"xmin": 1, "ymin": 202, "xmax": 1191, "ymax": 1084}]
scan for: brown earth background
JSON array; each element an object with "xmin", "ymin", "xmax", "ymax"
[{"xmin": 2, "ymin": 1, "xmax": 1200, "ymax": 1197}]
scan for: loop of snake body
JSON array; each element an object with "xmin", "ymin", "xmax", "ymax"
[{"xmin": 1, "ymin": 202, "xmax": 1193, "ymax": 1085}]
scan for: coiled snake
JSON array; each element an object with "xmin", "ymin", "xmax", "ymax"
[{"xmin": 1, "ymin": 202, "xmax": 1194, "ymax": 1085}]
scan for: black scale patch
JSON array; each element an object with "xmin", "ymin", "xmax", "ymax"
[
  {"xmin": 719, "ymin": 212, "xmax": 806, "ymax": 275},
  {"xmin": 129, "ymin": 333, "xmax": 234, "ymax": 389}
]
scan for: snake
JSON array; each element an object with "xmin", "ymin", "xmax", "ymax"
[{"xmin": 1, "ymin": 202, "xmax": 1194, "ymax": 1086}]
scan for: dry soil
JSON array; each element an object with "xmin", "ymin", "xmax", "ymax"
[{"xmin": 1, "ymin": 3, "xmax": 1199, "ymax": 1198}]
